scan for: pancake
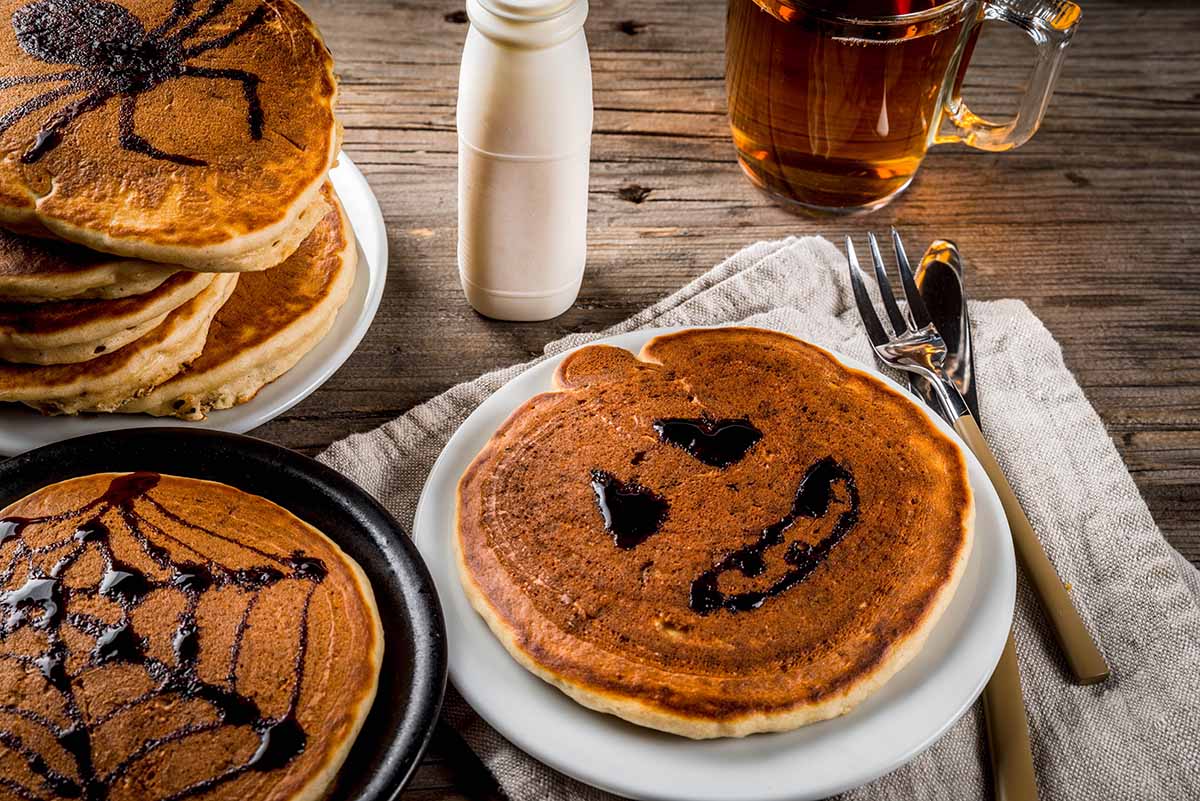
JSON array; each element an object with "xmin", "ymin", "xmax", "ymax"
[
  {"xmin": 0, "ymin": 272, "xmax": 236, "ymax": 414},
  {"xmin": 0, "ymin": 227, "xmax": 180, "ymax": 303},
  {"xmin": 456, "ymin": 327, "xmax": 974, "ymax": 738},
  {"xmin": 174, "ymin": 182, "xmax": 331, "ymax": 273},
  {"xmin": 0, "ymin": 471, "xmax": 382, "ymax": 801},
  {"xmin": 0, "ymin": 0, "xmax": 338, "ymax": 272},
  {"xmin": 123, "ymin": 184, "xmax": 356, "ymax": 419},
  {"xmin": 0, "ymin": 269, "xmax": 215, "ymax": 364}
]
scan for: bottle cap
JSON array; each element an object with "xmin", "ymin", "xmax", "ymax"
[{"xmin": 477, "ymin": 0, "xmax": 575, "ymax": 21}]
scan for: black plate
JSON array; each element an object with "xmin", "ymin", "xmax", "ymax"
[{"xmin": 0, "ymin": 428, "xmax": 447, "ymax": 801}]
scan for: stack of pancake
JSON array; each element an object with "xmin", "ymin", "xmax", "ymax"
[{"xmin": 0, "ymin": 0, "xmax": 355, "ymax": 419}]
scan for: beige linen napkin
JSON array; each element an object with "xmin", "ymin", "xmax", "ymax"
[{"xmin": 319, "ymin": 237, "xmax": 1200, "ymax": 800}]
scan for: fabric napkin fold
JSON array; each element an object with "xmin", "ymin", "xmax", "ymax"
[{"xmin": 318, "ymin": 236, "xmax": 1200, "ymax": 801}]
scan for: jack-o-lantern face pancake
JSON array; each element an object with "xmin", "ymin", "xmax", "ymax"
[
  {"xmin": 456, "ymin": 327, "xmax": 974, "ymax": 738},
  {"xmin": 0, "ymin": 471, "xmax": 382, "ymax": 801},
  {"xmin": 0, "ymin": 0, "xmax": 338, "ymax": 272}
]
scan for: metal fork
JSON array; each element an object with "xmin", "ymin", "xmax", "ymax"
[{"xmin": 845, "ymin": 230, "xmax": 1109, "ymax": 686}]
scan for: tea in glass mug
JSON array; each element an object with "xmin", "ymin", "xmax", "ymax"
[{"xmin": 725, "ymin": 0, "xmax": 1080, "ymax": 213}]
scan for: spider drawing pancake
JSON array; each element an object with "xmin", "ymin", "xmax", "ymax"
[
  {"xmin": 0, "ymin": 470, "xmax": 383, "ymax": 801},
  {"xmin": 455, "ymin": 327, "xmax": 975, "ymax": 739},
  {"xmin": 0, "ymin": 0, "xmax": 339, "ymax": 272}
]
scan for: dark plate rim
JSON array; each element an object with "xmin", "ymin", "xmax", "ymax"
[{"xmin": 0, "ymin": 427, "xmax": 447, "ymax": 801}]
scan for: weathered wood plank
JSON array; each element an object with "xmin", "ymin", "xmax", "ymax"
[{"xmin": 277, "ymin": 1, "xmax": 1200, "ymax": 793}]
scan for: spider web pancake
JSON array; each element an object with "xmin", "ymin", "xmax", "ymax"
[
  {"xmin": 0, "ymin": 471, "xmax": 382, "ymax": 801},
  {"xmin": 0, "ymin": 0, "xmax": 339, "ymax": 272}
]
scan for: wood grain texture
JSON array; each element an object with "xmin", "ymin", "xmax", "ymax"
[{"xmin": 278, "ymin": 1, "xmax": 1197, "ymax": 797}]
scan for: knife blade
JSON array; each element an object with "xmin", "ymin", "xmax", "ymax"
[{"xmin": 913, "ymin": 240, "xmax": 978, "ymax": 420}]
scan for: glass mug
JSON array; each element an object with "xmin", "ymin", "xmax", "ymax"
[{"xmin": 725, "ymin": 0, "xmax": 1080, "ymax": 213}]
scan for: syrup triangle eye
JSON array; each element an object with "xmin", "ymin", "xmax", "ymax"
[
  {"xmin": 653, "ymin": 417, "xmax": 762, "ymax": 467},
  {"xmin": 590, "ymin": 470, "xmax": 669, "ymax": 549}
]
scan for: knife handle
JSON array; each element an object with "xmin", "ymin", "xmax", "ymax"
[
  {"xmin": 954, "ymin": 414, "xmax": 1110, "ymax": 685},
  {"xmin": 982, "ymin": 633, "xmax": 1039, "ymax": 801}
]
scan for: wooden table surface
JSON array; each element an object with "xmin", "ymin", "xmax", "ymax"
[{"xmin": 286, "ymin": 1, "xmax": 1198, "ymax": 798}]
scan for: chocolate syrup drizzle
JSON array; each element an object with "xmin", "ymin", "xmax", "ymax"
[
  {"xmin": 653, "ymin": 416, "xmax": 762, "ymax": 468},
  {"xmin": 0, "ymin": 0, "xmax": 267, "ymax": 165},
  {"xmin": 0, "ymin": 472, "xmax": 327, "ymax": 801},
  {"xmin": 690, "ymin": 457, "xmax": 860, "ymax": 614},
  {"xmin": 589, "ymin": 470, "xmax": 669, "ymax": 549}
]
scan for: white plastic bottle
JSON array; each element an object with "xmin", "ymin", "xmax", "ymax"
[{"xmin": 456, "ymin": 0, "xmax": 592, "ymax": 321}]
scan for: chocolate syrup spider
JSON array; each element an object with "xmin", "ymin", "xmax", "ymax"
[{"xmin": 0, "ymin": 0, "xmax": 268, "ymax": 166}]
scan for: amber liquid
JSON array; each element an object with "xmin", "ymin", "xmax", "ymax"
[{"xmin": 726, "ymin": 0, "xmax": 978, "ymax": 212}]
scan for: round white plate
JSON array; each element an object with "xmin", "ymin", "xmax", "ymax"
[
  {"xmin": 413, "ymin": 326, "xmax": 1016, "ymax": 801},
  {"xmin": 0, "ymin": 154, "xmax": 387, "ymax": 457}
]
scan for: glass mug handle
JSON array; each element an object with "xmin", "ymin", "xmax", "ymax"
[{"xmin": 937, "ymin": 0, "xmax": 1081, "ymax": 151}]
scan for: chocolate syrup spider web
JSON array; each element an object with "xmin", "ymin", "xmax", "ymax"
[{"xmin": 0, "ymin": 472, "xmax": 329, "ymax": 801}]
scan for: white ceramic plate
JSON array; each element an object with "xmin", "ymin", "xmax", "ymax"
[
  {"xmin": 0, "ymin": 155, "xmax": 387, "ymax": 457},
  {"xmin": 413, "ymin": 326, "xmax": 1016, "ymax": 801}
]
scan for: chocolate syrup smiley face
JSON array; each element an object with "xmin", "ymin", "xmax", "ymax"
[{"xmin": 590, "ymin": 414, "xmax": 861, "ymax": 616}]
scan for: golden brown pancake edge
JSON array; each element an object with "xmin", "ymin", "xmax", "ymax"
[
  {"xmin": 456, "ymin": 327, "xmax": 974, "ymax": 738},
  {"xmin": 0, "ymin": 272, "xmax": 238, "ymax": 413},
  {"xmin": 0, "ymin": 269, "xmax": 214, "ymax": 355},
  {"xmin": 121, "ymin": 182, "xmax": 357, "ymax": 419},
  {"xmin": 0, "ymin": 225, "xmax": 180, "ymax": 304}
]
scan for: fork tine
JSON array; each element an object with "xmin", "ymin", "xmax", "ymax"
[
  {"xmin": 868, "ymin": 231, "xmax": 909, "ymax": 335},
  {"xmin": 891, "ymin": 227, "xmax": 933, "ymax": 328},
  {"xmin": 844, "ymin": 236, "xmax": 890, "ymax": 348}
]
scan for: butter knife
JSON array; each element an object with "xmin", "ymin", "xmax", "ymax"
[
  {"xmin": 912, "ymin": 241, "xmax": 977, "ymax": 418},
  {"xmin": 915, "ymin": 241, "xmax": 1039, "ymax": 801},
  {"xmin": 899, "ymin": 238, "xmax": 1108, "ymax": 687}
]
